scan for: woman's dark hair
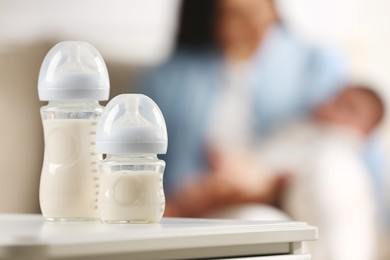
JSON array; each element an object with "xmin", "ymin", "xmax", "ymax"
[
  {"xmin": 175, "ymin": 0, "xmax": 218, "ymax": 50},
  {"xmin": 175, "ymin": 0, "xmax": 280, "ymax": 51}
]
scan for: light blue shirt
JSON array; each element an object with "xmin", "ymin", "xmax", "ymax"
[{"xmin": 138, "ymin": 26, "xmax": 347, "ymax": 192}]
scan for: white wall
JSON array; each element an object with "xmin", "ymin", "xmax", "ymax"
[
  {"xmin": 0, "ymin": 0, "xmax": 180, "ymax": 64},
  {"xmin": 279, "ymin": 0, "xmax": 390, "ymax": 105}
]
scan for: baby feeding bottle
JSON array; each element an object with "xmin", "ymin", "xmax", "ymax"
[
  {"xmin": 96, "ymin": 94, "xmax": 167, "ymax": 223},
  {"xmin": 38, "ymin": 41, "xmax": 110, "ymax": 221}
]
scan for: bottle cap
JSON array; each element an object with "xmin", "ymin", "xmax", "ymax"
[
  {"xmin": 38, "ymin": 41, "xmax": 110, "ymax": 101},
  {"xmin": 96, "ymin": 94, "xmax": 168, "ymax": 154}
]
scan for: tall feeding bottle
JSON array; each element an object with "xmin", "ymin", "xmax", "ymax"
[
  {"xmin": 96, "ymin": 94, "xmax": 167, "ymax": 223},
  {"xmin": 38, "ymin": 41, "xmax": 110, "ymax": 221}
]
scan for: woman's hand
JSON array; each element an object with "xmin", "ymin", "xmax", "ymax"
[{"xmin": 165, "ymin": 148, "xmax": 287, "ymax": 217}]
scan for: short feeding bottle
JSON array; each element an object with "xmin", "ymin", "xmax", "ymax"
[
  {"xmin": 96, "ymin": 94, "xmax": 167, "ymax": 223},
  {"xmin": 38, "ymin": 41, "xmax": 110, "ymax": 221}
]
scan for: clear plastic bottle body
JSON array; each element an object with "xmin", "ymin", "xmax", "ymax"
[
  {"xmin": 98, "ymin": 154, "xmax": 166, "ymax": 223},
  {"xmin": 40, "ymin": 101, "xmax": 103, "ymax": 221}
]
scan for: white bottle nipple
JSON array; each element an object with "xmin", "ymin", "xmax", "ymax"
[
  {"xmin": 38, "ymin": 41, "xmax": 110, "ymax": 101},
  {"xmin": 96, "ymin": 94, "xmax": 168, "ymax": 155}
]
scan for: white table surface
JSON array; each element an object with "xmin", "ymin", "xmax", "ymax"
[{"xmin": 0, "ymin": 214, "xmax": 317, "ymax": 260}]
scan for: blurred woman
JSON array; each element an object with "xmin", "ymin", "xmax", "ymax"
[{"xmin": 138, "ymin": 0, "xmax": 346, "ymax": 194}]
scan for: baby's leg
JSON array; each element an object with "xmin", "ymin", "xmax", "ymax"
[
  {"xmin": 205, "ymin": 203, "xmax": 290, "ymax": 221},
  {"xmin": 281, "ymin": 148, "xmax": 377, "ymax": 260}
]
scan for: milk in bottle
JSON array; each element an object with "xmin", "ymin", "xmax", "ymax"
[
  {"xmin": 38, "ymin": 41, "xmax": 110, "ymax": 221},
  {"xmin": 96, "ymin": 94, "xmax": 168, "ymax": 223}
]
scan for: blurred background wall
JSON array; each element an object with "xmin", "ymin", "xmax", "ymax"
[{"xmin": 0, "ymin": 0, "xmax": 389, "ymax": 215}]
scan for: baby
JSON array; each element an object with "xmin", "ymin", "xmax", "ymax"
[
  {"xmin": 259, "ymin": 85, "xmax": 384, "ymax": 260},
  {"xmin": 260, "ymin": 85, "xmax": 384, "ymax": 176},
  {"xmin": 314, "ymin": 86, "xmax": 383, "ymax": 134}
]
